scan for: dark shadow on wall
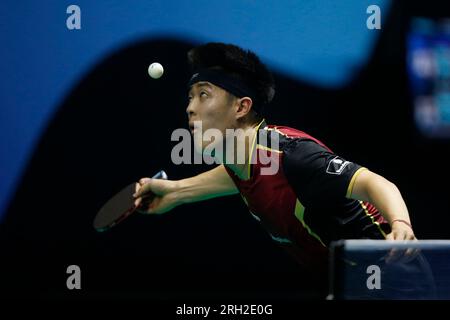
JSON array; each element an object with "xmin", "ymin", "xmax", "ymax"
[{"xmin": 1, "ymin": 0, "xmax": 449, "ymax": 300}]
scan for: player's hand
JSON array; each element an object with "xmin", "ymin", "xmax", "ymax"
[
  {"xmin": 386, "ymin": 220, "xmax": 416, "ymax": 241},
  {"xmin": 385, "ymin": 220, "xmax": 418, "ymax": 263},
  {"xmin": 133, "ymin": 178, "xmax": 180, "ymax": 214}
]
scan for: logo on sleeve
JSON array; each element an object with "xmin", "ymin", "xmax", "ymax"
[{"xmin": 326, "ymin": 156, "xmax": 350, "ymax": 175}]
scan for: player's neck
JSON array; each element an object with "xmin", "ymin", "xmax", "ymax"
[{"xmin": 224, "ymin": 122, "xmax": 259, "ymax": 181}]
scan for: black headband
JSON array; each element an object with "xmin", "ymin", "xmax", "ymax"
[{"xmin": 188, "ymin": 69, "xmax": 262, "ymax": 112}]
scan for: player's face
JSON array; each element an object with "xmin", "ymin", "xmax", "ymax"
[{"xmin": 187, "ymin": 82, "xmax": 237, "ymax": 151}]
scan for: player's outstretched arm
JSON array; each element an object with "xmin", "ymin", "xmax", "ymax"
[
  {"xmin": 348, "ymin": 169, "xmax": 416, "ymax": 241},
  {"xmin": 133, "ymin": 164, "xmax": 238, "ymax": 214}
]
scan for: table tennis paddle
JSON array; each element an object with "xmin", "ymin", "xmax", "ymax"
[{"xmin": 93, "ymin": 170, "xmax": 168, "ymax": 232}]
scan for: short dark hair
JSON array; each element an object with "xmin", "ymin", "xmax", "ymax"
[{"xmin": 187, "ymin": 43, "xmax": 275, "ymax": 113}]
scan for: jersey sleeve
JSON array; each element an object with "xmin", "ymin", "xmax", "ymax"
[{"xmin": 282, "ymin": 139, "xmax": 366, "ymax": 206}]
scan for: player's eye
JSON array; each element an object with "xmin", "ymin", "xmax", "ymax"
[
  {"xmin": 200, "ymin": 91, "xmax": 208, "ymax": 98},
  {"xmin": 188, "ymin": 95, "xmax": 193, "ymax": 101}
]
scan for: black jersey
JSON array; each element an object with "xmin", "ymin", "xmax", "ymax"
[{"xmin": 225, "ymin": 120, "xmax": 389, "ymax": 271}]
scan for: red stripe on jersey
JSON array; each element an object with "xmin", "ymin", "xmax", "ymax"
[{"xmin": 266, "ymin": 125, "xmax": 332, "ymax": 152}]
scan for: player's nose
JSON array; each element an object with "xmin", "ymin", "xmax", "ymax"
[{"xmin": 186, "ymin": 104, "xmax": 194, "ymax": 117}]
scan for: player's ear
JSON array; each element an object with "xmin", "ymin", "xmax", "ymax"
[{"xmin": 235, "ymin": 97, "xmax": 253, "ymax": 120}]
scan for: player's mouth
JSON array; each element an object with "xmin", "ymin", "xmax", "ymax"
[{"xmin": 189, "ymin": 122, "xmax": 198, "ymax": 134}]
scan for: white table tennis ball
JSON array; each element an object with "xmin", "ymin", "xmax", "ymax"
[{"xmin": 148, "ymin": 62, "xmax": 164, "ymax": 79}]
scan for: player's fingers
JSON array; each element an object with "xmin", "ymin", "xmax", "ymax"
[
  {"xmin": 136, "ymin": 205, "xmax": 152, "ymax": 214},
  {"xmin": 400, "ymin": 237, "xmax": 419, "ymax": 262},
  {"xmin": 389, "ymin": 229, "xmax": 413, "ymax": 241},
  {"xmin": 136, "ymin": 207, "xmax": 152, "ymax": 214},
  {"xmin": 386, "ymin": 247, "xmax": 407, "ymax": 264},
  {"xmin": 133, "ymin": 178, "xmax": 153, "ymax": 197},
  {"xmin": 135, "ymin": 194, "xmax": 156, "ymax": 210},
  {"xmin": 134, "ymin": 181, "xmax": 153, "ymax": 198},
  {"xmin": 134, "ymin": 183, "xmax": 142, "ymax": 207},
  {"xmin": 401, "ymin": 248, "xmax": 420, "ymax": 263},
  {"xmin": 134, "ymin": 195, "xmax": 142, "ymax": 208},
  {"xmin": 135, "ymin": 182, "xmax": 141, "ymax": 194},
  {"xmin": 135, "ymin": 178, "xmax": 167, "ymax": 198},
  {"xmin": 386, "ymin": 230, "xmax": 417, "ymax": 263},
  {"xmin": 139, "ymin": 177, "xmax": 151, "ymax": 185},
  {"xmin": 136, "ymin": 197, "xmax": 151, "ymax": 214},
  {"xmin": 407, "ymin": 232, "xmax": 417, "ymax": 241},
  {"xmin": 138, "ymin": 198, "xmax": 159, "ymax": 214},
  {"xmin": 385, "ymin": 232, "xmax": 395, "ymax": 241},
  {"xmin": 385, "ymin": 232, "xmax": 399, "ymax": 263},
  {"xmin": 386, "ymin": 248, "xmax": 395, "ymax": 263}
]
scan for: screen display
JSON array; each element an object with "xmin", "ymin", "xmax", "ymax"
[{"xmin": 408, "ymin": 18, "xmax": 450, "ymax": 138}]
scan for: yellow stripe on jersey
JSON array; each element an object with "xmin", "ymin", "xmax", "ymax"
[
  {"xmin": 346, "ymin": 167, "xmax": 368, "ymax": 198},
  {"xmin": 247, "ymin": 119, "xmax": 267, "ymax": 178},
  {"xmin": 359, "ymin": 200, "xmax": 387, "ymax": 238},
  {"xmin": 265, "ymin": 126, "xmax": 290, "ymax": 137},
  {"xmin": 256, "ymin": 144, "xmax": 283, "ymax": 153},
  {"xmin": 294, "ymin": 199, "xmax": 326, "ymax": 247}
]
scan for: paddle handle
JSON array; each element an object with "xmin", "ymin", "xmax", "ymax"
[{"xmin": 152, "ymin": 170, "xmax": 168, "ymax": 180}]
